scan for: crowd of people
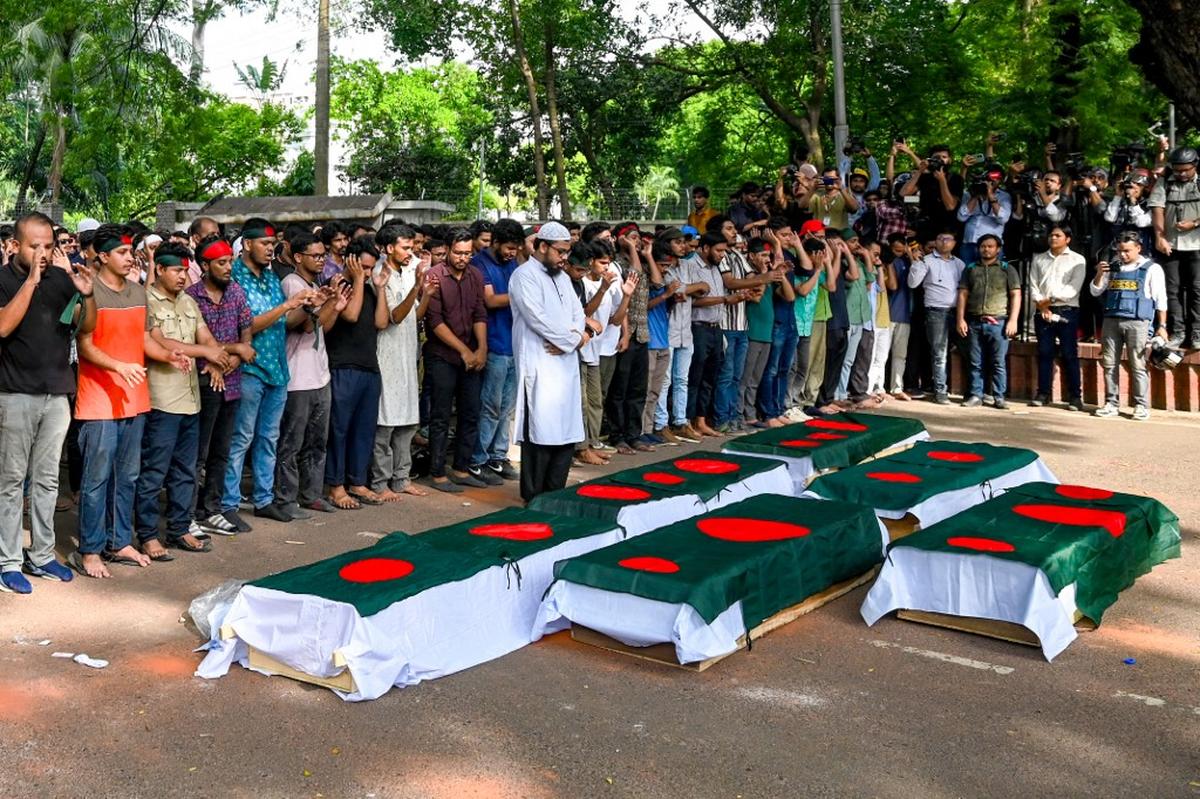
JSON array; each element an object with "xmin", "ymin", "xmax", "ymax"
[{"xmin": 0, "ymin": 136, "xmax": 1195, "ymax": 594}]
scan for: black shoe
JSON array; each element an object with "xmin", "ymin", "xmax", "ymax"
[
  {"xmin": 449, "ymin": 471, "xmax": 488, "ymax": 489},
  {"xmin": 222, "ymin": 510, "xmax": 252, "ymax": 533},
  {"xmin": 489, "ymin": 460, "xmax": 520, "ymax": 481},
  {"xmin": 253, "ymin": 503, "xmax": 292, "ymax": 522},
  {"xmin": 1067, "ymin": 398, "xmax": 1085, "ymax": 412},
  {"xmin": 468, "ymin": 465, "xmax": 504, "ymax": 486},
  {"xmin": 1029, "ymin": 394, "xmax": 1048, "ymax": 407},
  {"xmin": 993, "ymin": 397, "xmax": 1008, "ymax": 410}
]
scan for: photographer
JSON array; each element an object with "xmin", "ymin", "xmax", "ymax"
[
  {"xmin": 809, "ymin": 168, "xmax": 859, "ymax": 231},
  {"xmin": 729, "ymin": 182, "xmax": 769, "ymax": 237},
  {"xmin": 899, "ymin": 144, "xmax": 965, "ymax": 242},
  {"xmin": 1148, "ymin": 147, "xmax": 1200, "ymax": 349},
  {"xmin": 956, "ymin": 165, "xmax": 1012, "ymax": 266},
  {"xmin": 1104, "ymin": 172, "xmax": 1154, "ymax": 253},
  {"xmin": 774, "ymin": 164, "xmax": 818, "ymax": 231}
]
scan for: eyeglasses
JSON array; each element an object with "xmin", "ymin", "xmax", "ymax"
[
  {"xmin": 550, "ymin": 245, "xmax": 571, "ymax": 257},
  {"xmin": 936, "ymin": 235, "xmax": 955, "ymax": 241},
  {"xmin": 298, "ymin": 250, "xmax": 326, "ymax": 259}
]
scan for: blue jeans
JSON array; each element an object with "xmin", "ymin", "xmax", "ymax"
[
  {"xmin": 968, "ymin": 317, "xmax": 1009, "ymax": 399},
  {"xmin": 657, "ymin": 345, "xmax": 693, "ymax": 428},
  {"xmin": 136, "ymin": 410, "xmax": 199, "ymax": 542},
  {"xmin": 78, "ymin": 415, "xmax": 146, "ymax": 554},
  {"xmin": 325, "ymin": 367, "xmax": 382, "ymax": 487},
  {"xmin": 760, "ymin": 319, "xmax": 798, "ymax": 419},
  {"xmin": 1035, "ymin": 307, "xmax": 1081, "ymax": 400},
  {"xmin": 222, "ymin": 374, "xmax": 287, "ymax": 512},
  {"xmin": 837, "ymin": 324, "xmax": 864, "ymax": 400},
  {"xmin": 925, "ymin": 307, "xmax": 953, "ymax": 396},
  {"xmin": 473, "ymin": 353, "xmax": 518, "ymax": 467},
  {"xmin": 714, "ymin": 331, "xmax": 749, "ymax": 425}
]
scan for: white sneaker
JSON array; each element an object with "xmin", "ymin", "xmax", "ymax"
[
  {"xmin": 199, "ymin": 513, "xmax": 238, "ymax": 536},
  {"xmin": 1132, "ymin": 406, "xmax": 1150, "ymax": 421},
  {"xmin": 188, "ymin": 520, "xmax": 210, "ymax": 541},
  {"xmin": 1093, "ymin": 404, "xmax": 1119, "ymax": 418}
]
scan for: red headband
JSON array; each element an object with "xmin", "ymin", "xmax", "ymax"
[
  {"xmin": 617, "ymin": 224, "xmax": 639, "ymax": 238},
  {"xmin": 199, "ymin": 239, "xmax": 233, "ymax": 261}
]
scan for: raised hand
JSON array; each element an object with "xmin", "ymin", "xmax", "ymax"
[
  {"xmin": 622, "ymin": 270, "xmax": 640, "ymax": 297},
  {"xmin": 344, "ymin": 254, "xmax": 364, "ymax": 283},
  {"xmin": 372, "ymin": 263, "xmax": 391, "ymax": 290}
]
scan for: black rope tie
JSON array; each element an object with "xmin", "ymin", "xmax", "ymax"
[{"xmin": 502, "ymin": 555, "xmax": 523, "ymax": 591}]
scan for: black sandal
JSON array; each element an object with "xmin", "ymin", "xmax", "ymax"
[{"xmin": 168, "ymin": 536, "xmax": 212, "ymax": 553}]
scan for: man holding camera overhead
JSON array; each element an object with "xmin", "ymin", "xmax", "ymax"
[
  {"xmin": 956, "ymin": 165, "xmax": 1012, "ymax": 266},
  {"xmin": 1149, "ymin": 147, "xmax": 1200, "ymax": 349},
  {"xmin": 898, "ymin": 144, "xmax": 966, "ymax": 242}
]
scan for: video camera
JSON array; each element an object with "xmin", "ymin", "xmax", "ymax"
[
  {"xmin": 1064, "ymin": 152, "xmax": 1089, "ymax": 180},
  {"xmin": 1110, "ymin": 141, "xmax": 1147, "ymax": 174},
  {"xmin": 926, "ymin": 154, "xmax": 947, "ymax": 174}
]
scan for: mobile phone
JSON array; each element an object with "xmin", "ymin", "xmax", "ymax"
[{"xmin": 822, "ymin": 177, "xmax": 837, "ymax": 187}]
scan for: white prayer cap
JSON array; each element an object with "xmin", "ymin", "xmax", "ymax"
[
  {"xmin": 535, "ymin": 221, "xmax": 571, "ymax": 242},
  {"xmin": 137, "ymin": 233, "xmax": 163, "ymax": 251},
  {"xmin": 76, "ymin": 218, "xmax": 101, "ymax": 233}
]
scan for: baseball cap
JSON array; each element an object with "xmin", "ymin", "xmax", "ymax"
[
  {"xmin": 659, "ymin": 227, "xmax": 685, "ymax": 242},
  {"xmin": 76, "ymin": 218, "xmax": 101, "ymax": 234},
  {"xmin": 799, "ymin": 220, "xmax": 825, "ymax": 236},
  {"xmin": 851, "ymin": 168, "xmax": 870, "ymax": 179},
  {"xmin": 680, "ymin": 225, "xmax": 699, "ymax": 239}
]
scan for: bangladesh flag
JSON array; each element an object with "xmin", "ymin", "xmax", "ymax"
[
  {"xmin": 723, "ymin": 412, "xmax": 928, "ymax": 490},
  {"xmin": 805, "ymin": 440, "xmax": 1057, "ymax": 528},
  {"xmin": 528, "ymin": 453, "xmax": 792, "ymax": 538},
  {"xmin": 536, "ymin": 494, "xmax": 885, "ymax": 664},
  {"xmin": 196, "ymin": 507, "xmax": 624, "ymax": 700}
]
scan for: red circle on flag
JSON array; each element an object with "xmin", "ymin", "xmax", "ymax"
[
  {"xmin": 804, "ymin": 419, "xmax": 869, "ymax": 432},
  {"xmin": 867, "ymin": 471, "xmax": 922, "ymax": 483},
  {"xmin": 808, "ymin": 432, "xmax": 848, "ymax": 441},
  {"xmin": 947, "ymin": 536, "xmax": 1017, "ymax": 553},
  {"xmin": 469, "ymin": 522, "xmax": 554, "ymax": 541},
  {"xmin": 1055, "ymin": 485, "xmax": 1114, "ymax": 501},
  {"xmin": 339, "ymin": 558, "xmax": 415, "ymax": 583},
  {"xmin": 618, "ymin": 556, "xmax": 681, "ymax": 574},
  {"xmin": 781, "ymin": 439, "xmax": 820, "ymax": 448},
  {"xmin": 926, "ymin": 450, "xmax": 984, "ymax": 463},
  {"xmin": 696, "ymin": 517, "xmax": 811, "ymax": 542},
  {"xmin": 1012, "ymin": 503, "xmax": 1127, "ymax": 537},
  {"xmin": 673, "ymin": 458, "xmax": 740, "ymax": 474},
  {"xmin": 643, "ymin": 471, "xmax": 686, "ymax": 485},
  {"xmin": 577, "ymin": 484, "xmax": 652, "ymax": 501}
]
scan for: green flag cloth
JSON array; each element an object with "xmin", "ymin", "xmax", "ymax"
[
  {"xmin": 807, "ymin": 441, "xmax": 1038, "ymax": 512},
  {"xmin": 890, "ymin": 482, "xmax": 1180, "ymax": 623},
  {"xmin": 528, "ymin": 478, "xmax": 703, "ymax": 526},
  {"xmin": 552, "ymin": 494, "xmax": 883, "ymax": 631},
  {"xmin": 602, "ymin": 453, "xmax": 786, "ymax": 501},
  {"xmin": 251, "ymin": 508, "xmax": 617, "ymax": 617},
  {"xmin": 724, "ymin": 412, "xmax": 927, "ymax": 471}
]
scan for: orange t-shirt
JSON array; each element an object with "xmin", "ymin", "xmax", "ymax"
[{"xmin": 75, "ymin": 279, "xmax": 151, "ymax": 420}]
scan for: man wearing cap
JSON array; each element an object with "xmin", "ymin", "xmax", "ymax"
[
  {"xmin": 509, "ymin": 221, "xmax": 599, "ymax": 502},
  {"xmin": 956, "ymin": 165, "xmax": 1012, "ymax": 266},
  {"xmin": 0, "ymin": 213, "xmax": 96, "ymax": 592},
  {"xmin": 135, "ymin": 243, "xmax": 232, "ymax": 560},
  {"xmin": 221, "ymin": 218, "xmax": 320, "ymax": 530},
  {"xmin": 1149, "ymin": 147, "xmax": 1200, "ymax": 348}
]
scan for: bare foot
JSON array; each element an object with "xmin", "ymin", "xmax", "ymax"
[
  {"xmin": 80, "ymin": 552, "xmax": 110, "ymax": 579},
  {"xmin": 575, "ymin": 449, "xmax": 606, "ymax": 465},
  {"xmin": 401, "ymin": 484, "xmax": 428, "ymax": 497},
  {"xmin": 328, "ymin": 487, "xmax": 361, "ymax": 510},
  {"xmin": 348, "ymin": 486, "xmax": 383, "ymax": 504},
  {"xmin": 376, "ymin": 489, "xmax": 404, "ymax": 503},
  {"xmin": 141, "ymin": 539, "xmax": 170, "ymax": 560},
  {"xmin": 766, "ymin": 418, "xmax": 786, "ymax": 428},
  {"xmin": 111, "ymin": 544, "xmax": 150, "ymax": 567}
]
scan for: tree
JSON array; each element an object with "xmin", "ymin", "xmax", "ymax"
[
  {"xmin": 1128, "ymin": 0, "xmax": 1200, "ymax": 128},
  {"xmin": 314, "ymin": 0, "xmax": 330, "ymax": 195},
  {"xmin": 234, "ymin": 56, "xmax": 288, "ymax": 105},
  {"xmin": 636, "ymin": 165, "xmax": 680, "ymax": 220}
]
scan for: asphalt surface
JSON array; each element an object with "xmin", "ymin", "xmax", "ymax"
[{"xmin": 0, "ymin": 400, "xmax": 1196, "ymax": 799}]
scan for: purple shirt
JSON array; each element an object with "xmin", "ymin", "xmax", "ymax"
[
  {"xmin": 423, "ymin": 263, "xmax": 488, "ymax": 367},
  {"xmin": 185, "ymin": 280, "xmax": 253, "ymax": 400}
]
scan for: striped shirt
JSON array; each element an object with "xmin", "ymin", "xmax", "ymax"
[{"xmin": 718, "ymin": 250, "xmax": 751, "ymax": 332}]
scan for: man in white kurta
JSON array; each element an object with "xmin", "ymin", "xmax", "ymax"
[{"xmin": 509, "ymin": 222, "xmax": 601, "ymax": 502}]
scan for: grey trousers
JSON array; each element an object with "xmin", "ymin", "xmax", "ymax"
[
  {"xmin": 787, "ymin": 336, "xmax": 812, "ymax": 408},
  {"xmin": 801, "ymin": 320, "xmax": 828, "ymax": 406},
  {"xmin": 0, "ymin": 394, "xmax": 70, "ymax": 571},
  {"xmin": 1101, "ymin": 317, "xmax": 1150, "ymax": 408},
  {"xmin": 643, "ymin": 348, "xmax": 671, "ymax": 434},
  {"xmin": 274, "ymin": 384, "xmax": 331, "ymax": 506},
  {"xmin": 372, "ymin": 424, "xmax": 418, "ymax": 492},
  {"xmin": 580, "ymin": 362, "xmax": 603, "ymax": 447},
  {"xmin": 889, "ymin": 322, "xmax": 911, "ymax": 394},
  {"xmin": 740, "ymin": 341, "xmax": 772, "ymax": 421}
]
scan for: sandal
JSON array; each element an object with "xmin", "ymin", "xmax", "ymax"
[
  {"xmin": 347, "ymin": 490, "xmax": 383, "ymax": 506},
  {"xmin": 168, "ymin": 536, "xmax": 212, "ymax": 553},
  {"xmin": 102, "ymin": 549, "xmax": 145, "ymax": 566}
]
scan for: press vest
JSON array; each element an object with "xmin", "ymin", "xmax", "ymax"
[{"xmin": 1104, "ymin": 262, "xmax": 1156, "ymax": 321}]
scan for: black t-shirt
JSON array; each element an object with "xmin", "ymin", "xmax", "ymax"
[
  {"xmin": 915, "ymin": 171, "xmax": 965, "ymax": 240},
  {"xmin": 0, "ymin": 264, "xmax": 77, "ymax": 395},
  {"xmin": 325, "ymin": 281, "xmax": 380, "ymax": 372}
]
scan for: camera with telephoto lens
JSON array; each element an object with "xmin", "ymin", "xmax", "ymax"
[
  {"xmin": 843, "ymin": 136, "xmax": 867, "ymax": 156},
  {"xmin": 926, "ymin": 154, "xmax": 946, "ymax": 173},
  {"xmin": 1110, "ymin": 141, "xmax": 1146, "ymax": 174},
  {"xmin": 1064, "ymin": 152, "xmax": 1089, "ymax": 179},
  {"xmin": 969, "ymin": 176, "xmax": 990, "ymax": 198}
]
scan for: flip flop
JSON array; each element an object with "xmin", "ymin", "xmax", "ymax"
[
  {"xmin": 348, "ymin": 492, "xmax": 383, "ymax": 506},
  {"xmin": 168, "ymin": 537, "xmax": 212, "ymax": 553},
  {"xmin": 137, "ymin": 543, "xmax": 175, "ymax": 562},
  {"xmin": 101, "ymin": 549, "xmax": 144, "ymax": 566},
  {"xmin": 67, "ymin": 551, "xmax": 90, "ymax": 578}
]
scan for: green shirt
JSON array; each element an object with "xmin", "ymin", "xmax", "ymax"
[
  {"xmin": 959, "ymin": 260, "xmax": 1019, "ymax": 317},
  {"xmin": 845, "ymin": 260, "xmax": 874, "ymax": 326},
  {"xmin": 792, "ymin": 269, "xmax": 823, "ymax": 337},
  {"xmin": 746, "ymin": 286, "xmax": 775, "ymax": 343}
]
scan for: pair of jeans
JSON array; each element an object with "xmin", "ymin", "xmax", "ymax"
[
  {"xmin": 1162, "ymin": 250, "xmax": 1200, "ymax": 340},
  {"xmin": 685, "ymin": 324, "xmax": 724, "ymax": 421},
  {"xmin": 194, "ymin": 378, "xmax": 239, "ymax": 519},
  {"xmin": 326, "ymin": 368, "xmax": 382, "ymax": 488},
  {"xmin": 78, "ymin": 414, "xmax": 146, "ymax": 554},
  {"xmin": 473, "ymin": 353, "xmax": 518, "ymax": 467},
  {"xmin": 657, "ymin": 345, "xmax": 693, "ymax": 428},
  {"xmin": 740, "ymin": 341, "xmax": 772, "ymax": 421},
  {"xmin": 605, "ymin": 340, "xmax": 649, "ymax": 445},
  {"xmin": 0, "ymin": 394, "xmax": 70, "ymax": 571},
  {"xmin": 836, "ymin": 324, "xmax": 864, "ymax": 400},
  {"xmin": 426, "ymin": 353, "xmax": 483, "ymax": 477},
  {"xmin": 760, "ymin": 319, "xmax": 798, "ymax": 419},
  {"xmin": 221, "ymin": 374, "xmax": 287, "ymax": 513},
  {"xmin": 787, "ymin": 335, "xmax": 812, "ymax": 408},
  {"xmin": 1101, "ymin": 317, "xmax": 1150, "ymax": 407},
  {"xmin": 924, "ymin": 307, "xmax": 954, "ymax": 396},
  {"xmin": 713, "ymin": 331, "xmax": 749, "ymax": 425},
  {"xmin": 1034, "ymin": 308, "xmax": 1081, "ymax": 400},
  {"xmin": 967, "ymin": 317, "xmax": 1010, "ymax": 399},
  {"xmin": 275, "ymin": 384, "xmax": 331, "ymax": 506},
  {"xmin": 136, "ymin": 410, "xmax": 200, "ymax": 543}
]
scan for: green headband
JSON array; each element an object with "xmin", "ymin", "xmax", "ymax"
[
  {"xmin": 241, "ymin": 224, "xmax": 275, "ymax": 241},
  {"xmin": 96, "ymin": 233, "xmax": 133, "ymax": 253},
  {"xmin": 154, "ymin": 253, "xmax": 190, "ymax": 269}
]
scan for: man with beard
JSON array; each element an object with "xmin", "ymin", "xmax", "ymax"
[
  {"xmin": 509, "ymin": 222, "xmax": 600, "ymax": 502},
  {"xmin": 0, "ymin": 213, "xmax": 95, "ymax": 592},
  {"xmin": 319, "ymin": 221, "xmax": 350, "ymax": 283}
]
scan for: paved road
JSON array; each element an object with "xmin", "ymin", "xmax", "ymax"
[{"xmin": 0, "ymin": 402, "xmax": 1196, "ymax": 798}]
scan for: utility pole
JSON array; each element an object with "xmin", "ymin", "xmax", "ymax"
[
  {"xmin": 314, "ymin": 0, "xmax": 331, "ymax": 196},
  {"xmin": 829, "ymin": 0, "xmax": 849, "ymax": 166},
  {"xmin": 1168, "ymin": 103, "xmax": 1176, "ymax": 149}
]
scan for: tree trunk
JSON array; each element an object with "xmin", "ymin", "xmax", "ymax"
[
  {"xmin": 1128, "ymin": 0, "xmax": 1200, "ymax": 127},
  {"xmin": 17, "ymin": 123, "xmax": 47, "ymax": 212},
  {"xmin": 543, "ymin": 27, "xmax": 571, "ymax": 220},
  {"xmin": 47, "ymin": 105, "xmax": 67, "ymax": 206},
  {"xmin": 577, "ymin": 127, "xmax": 619, "ymax": 217},
  {"xmin": 652, "ymin": 196, "xmax": 661, "ymax": 220},
  {"xmin": 314, "ymin": 0, "xmax": 331, "ymax": 196},
  {"xmin": 188, "ymin": 0, "xmax": 215, "ymax": 84},
  {"xmin": 508, "ymin": 0, "xmax": 549, "ymax": 218},
  {"xmin": 1046, "ymin": 3, "xmax": 1082, "ymax": 160}
]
